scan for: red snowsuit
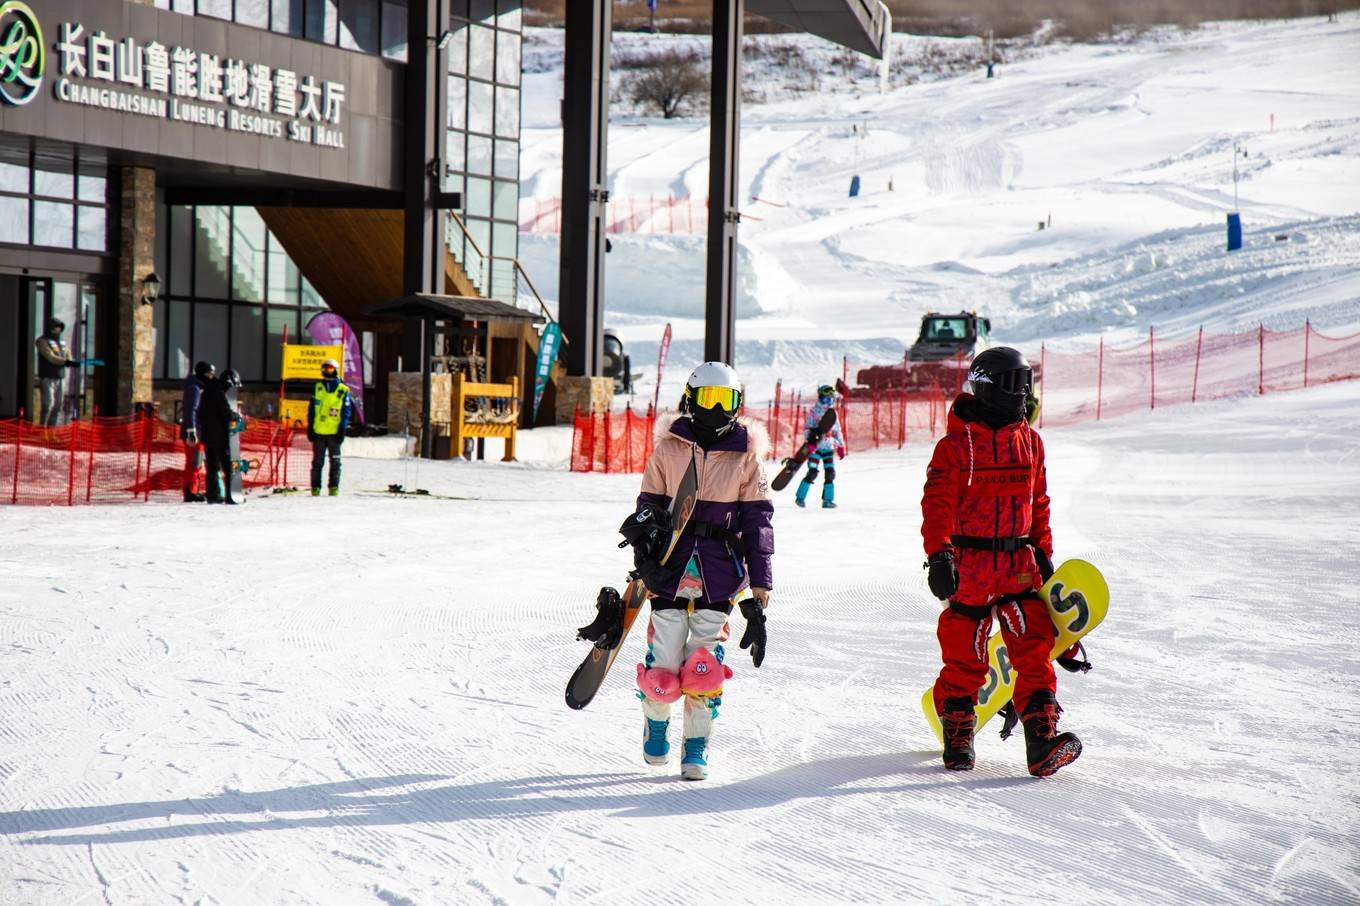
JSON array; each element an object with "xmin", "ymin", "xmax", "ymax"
[{"xmin": 922, "ymin": 394, "xmax": 1056, "ymax": 717}]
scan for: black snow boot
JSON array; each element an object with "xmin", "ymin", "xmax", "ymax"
[
  {"xmin": 1022, "ymin": 691, "xmax": 1082, "ymax": 777},
  {"xmin": 940, "ymin": 696, "xmax": 976, "ymax": 771}
]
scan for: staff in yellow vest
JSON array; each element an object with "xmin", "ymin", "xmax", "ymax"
[{"xmin": 307, "ymin": 358, "xmax": 353, "ymax": 497}]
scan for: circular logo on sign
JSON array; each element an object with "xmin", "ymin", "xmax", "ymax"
[{"xmin": 0, "ymin": 1, "xmax": 43, "ymax": 107}]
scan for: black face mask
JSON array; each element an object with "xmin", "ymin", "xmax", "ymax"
[
  {"xmin": 975, "ymin": 389, "xmax": 1026, "ymax": 427},
  {"xmin": 689, "ymin": 404, "xmax": 735, "ymax": 448}
]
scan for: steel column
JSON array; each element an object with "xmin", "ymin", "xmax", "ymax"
[
  {"xmin": 401, "ymin": 0, "xmax": 448, "ymax": 455},
  {"xmin": 705, "ymin": 0, "xmax": 744, "ymax": 366},
  {"xmin": 559, "ymin": 0, "xmax": 612, "ymax": 377}
]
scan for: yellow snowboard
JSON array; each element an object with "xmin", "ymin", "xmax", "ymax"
[{"xmin": 921, "ymin": 559, "xmax": 1109, "ymax": 745}]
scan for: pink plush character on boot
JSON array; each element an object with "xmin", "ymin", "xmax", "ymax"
[
  {"xmin": 680, "ymin": 648, "xmax": 733, "ymax": 697},
  {"xmin": 637, "ymin": 665, "xmax": 683, "ymax": 703}
]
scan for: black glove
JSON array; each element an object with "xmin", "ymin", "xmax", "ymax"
[
  {"xmin": 1034, "ymin": 548, "xmax": 1055, "ymax": 583},
  {"xmin": 307, "ymin": 429, "xmax": 318, "ymax": 443},
  {"xmin": 334, "ymin": 433, "xmax": 344, "ymax": 446},
  {"xmin": 805, "ymin": 429, "xmax": 823, "ymax": 445},
  {"xmin": 926, "ymin": 550, "xmax": 958, "ymax": 600},
  {"xmin": 576, "ymin": 586, "xmax": 624, "ymax": 650},
  {"xmin": 738, "ymin": 599, "xmax": 767, "ymax": 667}
]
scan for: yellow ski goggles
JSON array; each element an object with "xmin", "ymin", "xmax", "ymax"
[{"xmin": 689, "ymin": 385, "xmax": 742, "ymax": 412}]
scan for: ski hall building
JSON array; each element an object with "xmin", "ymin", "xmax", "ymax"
[{"xmin": 0, "ymin": 0, "xmax": 887, "ymax": 440}]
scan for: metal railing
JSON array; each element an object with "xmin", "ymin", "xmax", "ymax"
[{"xmin": 444, "ymin": 211, "xmax": 558, "ymax": 331}]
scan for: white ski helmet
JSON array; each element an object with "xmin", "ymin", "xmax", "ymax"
[
  {"xmin": 685, "ymin": 361, "xmax": 741, "ymax": 394},
  {"xmin": 683, "ymin": 361, "xmax": 743, "ymax": 436},
  {"xmin": 321, "ymin": 357, "xmax": 340, "ymax": 375}
]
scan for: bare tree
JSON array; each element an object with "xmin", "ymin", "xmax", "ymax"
[{"xmin": 625, "ymin": 49, "xmax": 709, "ymax": 119}]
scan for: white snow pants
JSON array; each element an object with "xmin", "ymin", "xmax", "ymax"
[{"xmin": 641, "ymin": 607, "xmax": 730, "ymax": 741}]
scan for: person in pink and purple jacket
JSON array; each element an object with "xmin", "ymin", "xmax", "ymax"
[{"xmin": 624, "ymin": 361, "xmax": 774, "ymax": 781}]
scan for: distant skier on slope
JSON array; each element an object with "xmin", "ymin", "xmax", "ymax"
[
  {"xmin": 621, "ymin": 362, "xmax": 774, "ymax": 781},
  {"xmin": 921, "ymin": 347, "xmax": 1082, "ymax": 777},
  {"xmin": 794, "ymin": 384, "xmax": 846, "ymax": 509}
]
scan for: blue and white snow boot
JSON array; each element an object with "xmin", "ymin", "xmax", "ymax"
[
  {"xmin": 681, "ymin": 736, "xmax": 709, "ymax": 780},
  {"xmin": 643, "ymin": 718, "xmax": 670, "ymax": 765}
]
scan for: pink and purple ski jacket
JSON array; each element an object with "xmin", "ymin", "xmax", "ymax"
[{"xmin": 636, "ymin": 417, "xmax": 774, "ymax": 604}]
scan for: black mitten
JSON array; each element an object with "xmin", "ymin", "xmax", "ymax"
[
  {"xmin": 576, "ymin": 587, "xmax": 624, "ymax": 650},
  {"xmin": 738, "ymin": 599, "xmax": 767, "ymax": 668},
  {"xmin": 926, "ymin": 550, "xmax": 958, "ymax": 600}
]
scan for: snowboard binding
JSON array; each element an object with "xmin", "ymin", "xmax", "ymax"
[{"xmin": 576, "ymin": 586, "xmax": 625, "ymax": 651}]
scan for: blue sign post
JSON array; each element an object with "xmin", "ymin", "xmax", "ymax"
[
  {"xmin": 532, "ymin": 322, "xmax": 563, "ymax": 424},
  {"xmin": 1227, "ymin": 212, "xmax": 1242, "ymax": 252}
]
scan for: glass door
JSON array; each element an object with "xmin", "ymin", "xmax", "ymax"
[
  {"xmin": 0, "ymin": 276, "xmax": 19, "ymax": 418},
  {"xmin": 23, "ymin": 276, "xmax": 52, "ymax": 422}
]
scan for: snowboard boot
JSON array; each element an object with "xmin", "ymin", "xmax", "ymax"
[
  {"xmin": 311, "ymin": 488, "xmax": 321, "ymax": 497},
  {"xmin": 822, "ymin": 482, "xmax": 836, "ymax": 508},
  {"xmin": 940, "ymin": 696, "xmax": 976, "ymax": 771},
  {"xmin": 328, "ymin": 487, "xmax": 340, "ymax": 497},
  {"xmin": 643, "ymin": 718, "xmax": 670, "ymax": 766},
  {"xmin": 795, "ymin": 477, "xmax": 813, "ymax": 508},
  {"xmin": 822, "ymin": 499, "xmax": 838, "ymax": 509},
  {"xmin": 681, "ymin": 736, "xmax": 709, "ymax": 781},
  {"xmin": 1021, "ymin": 691, "xmax": 1082, "ymax": 777}
]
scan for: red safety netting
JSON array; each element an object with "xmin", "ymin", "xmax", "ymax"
[
  {"xmin": 761, "ymin": 382, "xmax": 949, "ymax": 460},
  {"xmin": 573, "ymin": 321, "xmax": 1358, "ymax": 474},
  {"xmin": 1036, "ymin": 322, "xmax": 1360, "ymax": 427},
  {"xmin": 570, "ymin": 406, "xmax": 658, "ymax": 474},
  {"xmin": 0, "ymin": 412, "xmax": 309, "ymax": 506}
]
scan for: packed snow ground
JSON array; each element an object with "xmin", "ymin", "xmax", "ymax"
[
  {"xmin": 518, "ymin": 15, "xmax": 1360, "ymax": 402},
  {"xmin": 2, "ymin": 383, "xmax": 1359, "ymax": 904}
]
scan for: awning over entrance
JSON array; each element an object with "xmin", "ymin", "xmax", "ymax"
[
  {"xmin": 363, "ymin": 294, "xmax": 543, "ymax": 324},
  {"xmin": 748, "ymin": 0, "xmax": 890, "ymax": 58}
]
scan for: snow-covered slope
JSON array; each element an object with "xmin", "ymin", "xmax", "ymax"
[
  {"xmin": 518, "ymin": 15, "xmax": 1360, "ymax": 403},
  {"xmin": 2, "ymin": 384, "xmax": 1358, "ymax": 903}
]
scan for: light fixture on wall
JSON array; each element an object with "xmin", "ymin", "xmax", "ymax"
[{"xmin": 140, "ymin": 272, "xmax": 161, "ymax": 305}]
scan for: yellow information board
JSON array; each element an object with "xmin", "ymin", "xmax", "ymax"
[
  {"xmin": 281, "ymin": 344, "xmax": 342, "ymax": 381},
  {"xmin": 279, "ymin": 398, "xmax": 311, "ymax": 428}
]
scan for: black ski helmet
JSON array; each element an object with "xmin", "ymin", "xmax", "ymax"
[
  {"xmin": 967, "ymin": 347, "xmax": 1032, "ymax": 421},
  {"xmin": 221, "ymin": 368, "xmax": 241, "ymax": 388},
  {"xmin": 46, "ymin": 317, "xmax": 65, "ymax": 333},
  {"xmin": 194, "ymin": 360, "xmax": 215, "ymax": 380}
]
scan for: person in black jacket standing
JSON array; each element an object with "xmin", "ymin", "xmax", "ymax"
[
  {"xmin": 181, "ymin": 361, "xmax": 214, "ymax": 502},
  {"xmin": 35, "ymin": 318, "xmax": 79, "ymax": 427},
  {"xmin": 199, "ymin": 370, "xmax": 242, "ymax": 504}
]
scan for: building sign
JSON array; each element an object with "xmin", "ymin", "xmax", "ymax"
[
  {"xmin": 48, "ymin": 18, "xmax": 346, "ymax": 148},
  {"xmin": 0, "ymin": 2, "xmax": 44, "ymax": 106},
  {"xmin": 281, "ymin": 344, "xmax": 343, "ymax": 381}
]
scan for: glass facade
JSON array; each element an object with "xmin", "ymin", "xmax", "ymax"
[
  {"xmin": 0, "ymin": 138, "xmax": 110, "ymax": 253},
  {"xmin": 153, "ymin": 0, "xmax": 410, "ymax": 61},
  {"xmin": 154, "ymin": 205, "xmax": 328, "ymax": 384},
  {"xmin": 444, "ymin": 1, "xmax": 521, "ymax": 304}
]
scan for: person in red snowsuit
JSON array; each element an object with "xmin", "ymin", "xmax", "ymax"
[{"xmin": 921, "ymin": 347, "xmax": 1081, "ymax": 777}]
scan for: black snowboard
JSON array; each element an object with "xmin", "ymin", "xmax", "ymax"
[
  {"xmin": 771, "ymin": 407, "xmax": 837, "ymax": 492},
  {"xmin": 565, "ymin": 448, "xmax": 700, "ymax": 711}
]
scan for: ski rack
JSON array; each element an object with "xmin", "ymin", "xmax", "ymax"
[{"xmin": 452, "ymin": 373, "xmax": 520, "ymax": 462}]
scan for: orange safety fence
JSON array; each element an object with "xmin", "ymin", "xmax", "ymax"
[
  {"xmin": 570, "ymin": 405, "xmax": 658, "ymax": 474},
  {"xmin": 763, "ymin": 382, "xmax": 949, "ymax": 460},
  {"xmin": 571, "ymin": 321, "xmax": 1358, "ymax": 475},
  {"xmin": 1035, "ymin": 321, "xmax": 1360, "ymax": 427},
  {"xmin": 0, "ymin": 411, "xmax": 310, "ymax": 506}
]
